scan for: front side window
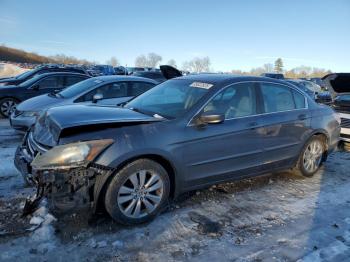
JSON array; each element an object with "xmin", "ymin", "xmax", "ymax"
[
  {"xmin": 261, "ymin": 83, "xmax": 297, "ymax": 113},
  {"xmin": 203, "ymin": 82, "xmax": 257, "ymax": 119},
  {"xmin": 78, "ymin": 82, "xmax": 128, "ymax": 101}
]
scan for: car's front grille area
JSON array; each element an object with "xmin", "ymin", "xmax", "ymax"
[
  {"xmin": 26, "ymin": 132, "xmax": 50, "ymax": 157},
  {"xmin": 341, "ymin": 118, "xmax": 350, "ymax": 128}
]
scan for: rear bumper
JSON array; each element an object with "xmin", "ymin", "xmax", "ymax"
[{"xmin": 338, "ymin": 113, "xmax": 350, "ymax": 142}]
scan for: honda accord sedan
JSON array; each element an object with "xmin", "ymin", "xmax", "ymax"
[{"xmin": 15, "ymin": 74, "xmax": 340, "ymax": 224}]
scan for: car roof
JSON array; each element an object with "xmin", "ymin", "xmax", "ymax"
[
  {"xmin": 89, "ymin": 75, "xmax": 158, "ymax": 84},
  {"xmin": 174, "ymin": 73, "xmax": 290, "ymax": 86},
  {"xmin": 37, "ymin": 72, "xmax": 90, "ymax": 77}
]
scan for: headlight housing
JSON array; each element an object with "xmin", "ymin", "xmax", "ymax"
[
  {"xmin": 31, "ymin": 139, "xmax": 114, "ymax": 170},
  {"xmin": 22, "ymin": 111, "xmax": 40, "ymax": 117}
]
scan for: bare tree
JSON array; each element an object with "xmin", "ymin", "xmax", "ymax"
[
  {"xmin": 106, "ymin": 56, "xmax": 119, "ymax": 67},
  {"xmin": 135, "ymin": 55, "xmax": 148, "ymax": 67},
  {"xmin": 263, "ymin": 63, "xmax": 274, "ymax": 73},
  {"xmin": 147, "ymin": 53, "xmax": 162, "ymax": 67},
  {"xmin": 182, "ymin": 57, "xmax": 211, "ymax": 73},
  {"xmin": 167, "ymin": 59, "xmax": 177, "ymax": 68},
  {"xmin": 134, "ymin": 53, "xmax": 162, "ymax": 68}
]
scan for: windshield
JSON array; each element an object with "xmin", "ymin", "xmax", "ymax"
[
  {"xmin": 58, "ymin": 78, "xmax": 103, "ymax": 98},
  {"xmin": 126, "ymin": 79, "xmax": 212, "ymax": 119}
]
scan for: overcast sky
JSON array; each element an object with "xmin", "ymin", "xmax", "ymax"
[{"xmin": 1, "ymin": 0, "xmax": 349, "ymax": 71}]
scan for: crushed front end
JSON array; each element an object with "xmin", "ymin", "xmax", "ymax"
[{"xmin": 15, "ymin": 130, "xmax": 114, "ymax": 215}]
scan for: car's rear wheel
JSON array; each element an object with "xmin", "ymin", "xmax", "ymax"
[
  {"xmin": 292, "ymin": 136, "xmax": 326, "ymax": 177},
  {"xmin": 0, "ymin": 98, "xmax": 18, "ymax": 118},
  {"xmin": 104, "ymin": 159, "xmax": 170, "ymax": 225}
]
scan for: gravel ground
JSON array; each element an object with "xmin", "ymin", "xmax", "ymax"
[{"xmin": 0, "ymin": 118, "xmax": 350, "ymax": 262}]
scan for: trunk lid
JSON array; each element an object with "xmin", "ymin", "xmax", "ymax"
[{"xmin": 322, "ymin": 73, "xmax": 350, "ymax": 98}]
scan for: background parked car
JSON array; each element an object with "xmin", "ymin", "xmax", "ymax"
[
  {"xmin": 261, "ymin": 73, "xmax": 285, "ymax": 79},
  {"xmin": 10, "ymin": 76, "xmax": 158, "ymax": 131},
  {"xmin": 0, "ymin": 65, "xmax": 89, "ymax": 86},
  {"xmin": 285, "ymin": 79, "xmax": 322, "ymax": 99},
  {"xmin": 131, "ymin": 65, "xmax": 182, "ymax": 83},
  {"xmin": 0, "ymin": 72, "xmax": 90, "ymax": 117},
  {"xmin": 322, "ymin": 73, "xmax": 350, "ymax": 144},
  {"xmin": 15, "ymin": 74, "xmax": 340, "ymax": 224}
]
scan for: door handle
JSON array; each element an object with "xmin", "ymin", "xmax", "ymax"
[{"xmin": 298, "ymin": 114, "xmax": 307, "ymax": 120}]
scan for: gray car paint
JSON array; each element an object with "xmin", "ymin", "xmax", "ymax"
[{"xmin": 16, "ymin": 75, "xmax": 340, "ymax": 201}]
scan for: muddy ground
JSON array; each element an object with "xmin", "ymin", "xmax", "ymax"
[{"xmin": 0, "ymin": 118, "xmax": 350, "ymax": 262}]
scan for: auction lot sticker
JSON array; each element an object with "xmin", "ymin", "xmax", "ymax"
[{"xmin": 190, "ymin": 82, "xmax": 213, "ymax": 89}]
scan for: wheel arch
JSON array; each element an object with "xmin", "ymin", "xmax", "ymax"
[{"xmin": 93, "ymin": 154, "xmax": 178, "ymax": 213}]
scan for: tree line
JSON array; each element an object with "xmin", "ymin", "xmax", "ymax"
[{"xmin": 1, "ymin": 45, "xmax": 331, "ymax": 78}]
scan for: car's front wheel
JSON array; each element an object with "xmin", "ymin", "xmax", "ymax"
[
  {"xmin": 293, "ymin": 135, "xmax": 326, "ymax": 177},
  {"xmin": 104, "ymin": 159, "xmax": 170, "ymax": 225},
  {"xmin": 0, "ymin": 98, "xmax": 18, "ymax": 118}
]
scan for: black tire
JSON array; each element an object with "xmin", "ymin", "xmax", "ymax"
[
  {"xmin": 292, "ymin": 135, "xmax": 326, "ymax": 177},
  {"xmin": 0, "ymin": 98, "xmax": 18, "ymax": 118},
  {"xmin": 104, "ymin": 159, "xmax": 170, "ymax": 225}
]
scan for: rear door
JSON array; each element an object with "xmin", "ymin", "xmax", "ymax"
[{"xmin": 258, "ymin": 82, "xmax": 311, "ymax": 169}]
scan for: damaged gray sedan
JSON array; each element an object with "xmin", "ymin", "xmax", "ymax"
[{"xmin": 15, "ymin": 74, "xmax": 340, "ymax": 225}]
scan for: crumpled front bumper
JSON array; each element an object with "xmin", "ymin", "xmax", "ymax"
[{"xmin": 15, "ymin": 131, "xmax": 114, "ymax": 215}]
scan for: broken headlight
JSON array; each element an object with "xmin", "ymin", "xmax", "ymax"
[
  {"xmin": 31, "ymin": 139, "xmax": 114, "ymax": 170},
  {"xmin": 21, "ymin": 111, "xmax": 40, "ymax": 117}
]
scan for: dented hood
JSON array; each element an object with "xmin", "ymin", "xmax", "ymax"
[
  {"xmin": 33, "ymin": 104, "xmax": 163, "ymax": 146},
  {"xmin": 322, "ymin": 73, "xmax": 350, "ymax": 98}
]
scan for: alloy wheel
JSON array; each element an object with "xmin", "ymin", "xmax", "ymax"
[
  {"xmin": 117, "ymin": 170, "xmax": 164, "ymax": 218},
  {"xmin": 303, "ymin": 140, "xmax": 323, "ymax": 173},
  {"xmin": 0, "ymin": 100, "xmax": 16, "ymax": 117}
]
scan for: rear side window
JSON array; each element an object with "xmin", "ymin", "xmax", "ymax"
[
  {"xmin": 36, "ymin": 76, "xmax": 64, "ymax": 89},
  {"xmin": 130, "ymin": 82, "xmax": 155, "ymax": 96},
  {"xmin": 292, "ymin": 89, "xmax": 306, "ymax": 109},
  {"xmin": 260, "ymin": 83, "xmax": 296, "ymax": 113},
  {"xmin": 65, "ymin": 76, "xmax": 86, "ymax": 86}
]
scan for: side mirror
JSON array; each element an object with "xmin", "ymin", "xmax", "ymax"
[
  {"xmin": 32, "ymin": 85, "xmax": 39, "ymax": 90},
  {"xmin": 196, "ymin": 113, "xmax": 225, "ymax": 126},
  {"xmin": 92, "ymin": 93, "xmax": 103, "ymax": 103}
]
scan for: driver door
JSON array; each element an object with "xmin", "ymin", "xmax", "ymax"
[{"xmin": 180, "ymin": 82, "xmax": 264, "ymax": 188}]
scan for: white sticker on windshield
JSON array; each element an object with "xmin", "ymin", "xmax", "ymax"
[{"xmin": 190, "ymin": 82, "xmax": 213, "ymax": 89}]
